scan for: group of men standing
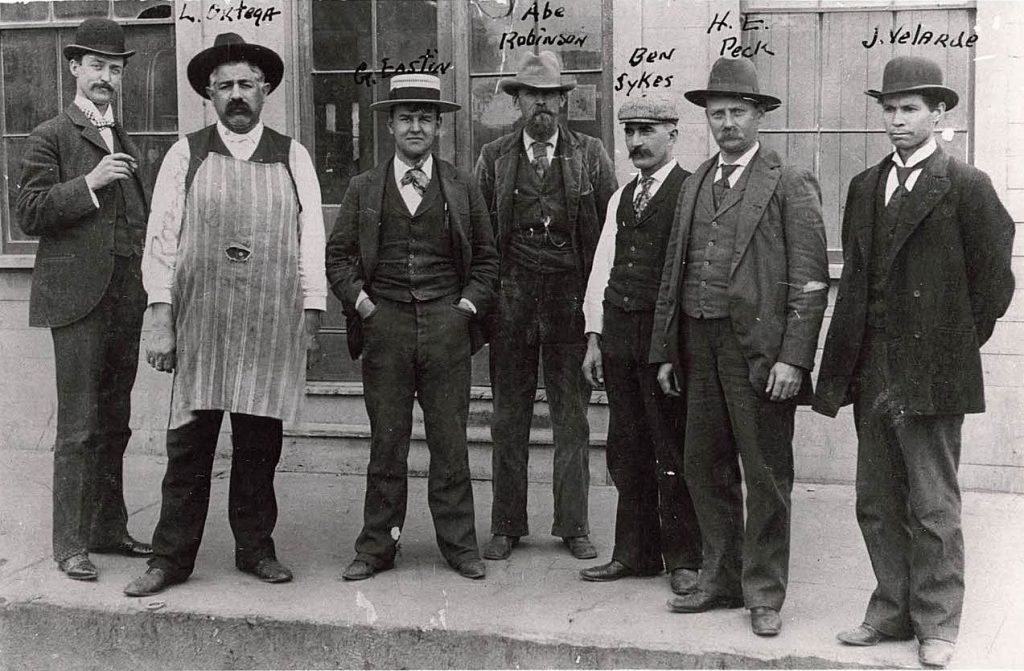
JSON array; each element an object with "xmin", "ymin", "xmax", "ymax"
[{"xmin": 16, "ymin": 17, "xmax": 1014, "ymax": 669}]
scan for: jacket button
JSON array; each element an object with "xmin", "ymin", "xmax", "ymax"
[{"xmin": 913, "ymin": 290, "xmax": 921, "ymax": 298}]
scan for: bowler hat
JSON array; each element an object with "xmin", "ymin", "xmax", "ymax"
[
  {"xmin": 865, "ymin": 56, "xmax": 958, "ymax": 111},
  {"xmin": 187, "ymin": 33, "xmax": 283, "ymax": 99},
  {"xmin": 499, "ymin": 51, "xmax": 576, "ymax": 94},
  {"xmin": 63, "ymin": 18, "xmax": 135, "ymax": 61},
  {"xmin": 618, "ymin": 92, "xmax": 682, "ymax": 124},
  {"xmin": 370, "ymin": 74, "xmax": 460, "ymax": 113},
  {"xmin": 684, "ymin": 57, "xmax": 780, "ymax": 111}
]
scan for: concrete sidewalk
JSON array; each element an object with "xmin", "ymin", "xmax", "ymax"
[{"xmin": 1, "ymin": 449, "xmax": 1022, "ymax": 670}]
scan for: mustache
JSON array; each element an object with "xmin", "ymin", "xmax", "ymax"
[
  {"xmin": 226, "ymin": 100, "xmax": 252, "ymax": 115},
  {"xmin": 92, "ymin": 83, "xmax": 113, "ymax": 92},
  {"xmin": 629, "ymin": 147, "xmax": 651, "ymax": 159}
]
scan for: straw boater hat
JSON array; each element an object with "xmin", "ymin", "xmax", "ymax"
[
  {"xmin": 499, "ymin": 51, "xmax": 576, "ymax": 95},
  {"xmin": 865, "ymin": 55, "xmax": 959, "ymax": 111},
  {"xmin": 370, "ymin": 74, "xmax": 460, "ymax": 113},
  {"xmin": 684, "ymin": 57, "xmax": 781, "ymax": 111},
  {"xmin": 618, "ymin": 92, "xmax": 682, "ymax": 124},
  {"xmin": 63, "ymin": 18, "xmax": 135, "ymax": 61},
  {"xmin": 187, "ymin": 32, "xmax": 284, "ymax": 99}
]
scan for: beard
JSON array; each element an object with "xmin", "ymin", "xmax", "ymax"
[{"xmin": 524, "ymin": 108, "xmax": 557, "ymax": 140}]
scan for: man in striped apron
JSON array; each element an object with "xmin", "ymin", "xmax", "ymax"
[{"xmin": 124, "ymin": 33, "xmax": 327, "ymax": 597}]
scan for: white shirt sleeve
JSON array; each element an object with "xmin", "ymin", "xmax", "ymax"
[
  {"xmin": 141, "ymin": 137, "xmax": 191, "ymax": 306},
  {"xmin": 289, "ymin": 140, "xmax": 328, "ymax": 311},
  {"xmin": 583, "ymin": 184, "xmax": 624, "ymax": 335}
]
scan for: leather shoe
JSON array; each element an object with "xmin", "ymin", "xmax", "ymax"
[
  {"xmin": 580, "ymin": 559, "xmax": 637, "ymax": 582},
  {"xmin": 342, "ymin": 558, "xmax": 393, "ymax": 581},
  {"xmin": 919, "ymin": 639, "xmax": 955, "ymax": 668},
  {"xmin": 455, "ymin": 558, "xmax": 486, "ymax": 580},
  {"xmin": 563, "ymin": 535, "xmax": 598, "ymax": 560},
  {"xmin": 59, "ymin": 553, "xmax": 98, "ymax": 581},
  {"xmin": 89, "ymin": 536, "xmax": 153, "ymax": 557},
  {"xmin": 667, "ymin": 589, "xmax": 743, "ymax": 613},
  {"xmin": 124, "ymin": 567, "xmax": 184, "ymax": 596},
  {"xmin": 836, "ymin": 623, "xmax": 910, "ymax": 646},
  {"xmin": 239, "ymin": 557, "xmax": 293, "ymax": 584},
  {"xmin": 750, "ymin": 606, "xmax": 782, "ymax": 636},
  {"xmin": 669, "ymin": 568, "xmax": 699, "ymax": 595},
  {"xmin": 482, "ymin": 535, "xmax": 518, "ymax": 560}
]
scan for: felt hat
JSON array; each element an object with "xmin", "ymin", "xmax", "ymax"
[
  {"xmin": 63, "ymin": 18, "xmax": 135, "ymax": 61},
  {"xmin": 684, "ymin": 57, "xmax": 781, "ymax": 111},
  {"xmin": 618, "ymin": 92, "xmax": 682, "ymax": 123},
  {"xmin": 865, "ymin": 56, "xmax": 958, "ymax": 111},
  {"xmin": 369, "ymin": 74, "xmax": 460, "ymax": 113},
  {"xmin": 499, "ymin": 51, "xmax": 576, "ymax": 94},
  {"xmin": 187, "ymin": 32, "xmax": 284, "ymax": 99}
]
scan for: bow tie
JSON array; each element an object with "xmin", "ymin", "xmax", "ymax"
[{"xmin": 401, "ymin": 166, "xmax": 429, "ymax": 195}]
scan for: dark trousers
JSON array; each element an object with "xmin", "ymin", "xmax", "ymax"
[
  {"xmin": 50, "ymin": 256, "xmax": 146, "ymax": 562},
  {"xmin": 490, "ymin": 267, "xmax": 590, "ymax": 538},
  {"xmin": 853, "ymin": 331, "xmax": 965, "ymax": 643},
  {"xmin": 603, "ymin": 304, "xmax": 701, "ymax": 572},
  {"xmin": 681, "ymin": 316, "xmax": 795, "ymax": 610},
  {"xmin": 356, "ymin": 295, "xmax": 479, "ymax": 569},
  {"xmin": 149, "ymin": 411, "xmax": 282, "ymax": 578}
]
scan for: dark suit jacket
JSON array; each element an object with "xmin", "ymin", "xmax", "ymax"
[
  {"xmin": 473, "ymin": 124, "xmax": 617, "ymax": 283},
  {"xmin": 16, "ymin": 103, "xmax": 149, "ymax": 328},
  {"xmin": 649, "ymin": 147, "xmax": 829, "ymax": 404},
  {"xmin": 813, "ymin": 148, "xmax": 1015, "ymax": 417},
  {"xmin": 325, "ymin": 155, "xmax": 499, "ymax": 359}
]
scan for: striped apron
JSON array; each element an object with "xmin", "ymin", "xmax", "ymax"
[{"xmin": 169, "ymin": 151, "xmax": 305, "ymax": 429}]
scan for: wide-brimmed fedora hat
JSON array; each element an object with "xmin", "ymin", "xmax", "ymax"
[
  {"xmin": 499, "ymin": 51, "xmax": 576, "ymax": 94},
  {"xmin": 369, "ymin": 74, "xmax": 460, "ymax": 113},
  {"xmin": 187, "ymin": 33, "xmax": 284, "ymax": 99},
  {"xmin": 63, "ymin": 18, "xmax": 135, "ymax": 61},
  {"xmin": 865, "ymin": 56, "xmax": 958, "ymax": 111},
  {"xmin": 684, "ymin": 57, "xmax": 781, "ymax": 111}
]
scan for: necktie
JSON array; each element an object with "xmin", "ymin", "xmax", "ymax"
[
  {"xmin": 400, "ymin": 166, "xmax": 429, "ymax": 196},
  {"xmin": 886, "ymin": 165, "xmax": 917, "ymax": 211},
  {"xmin": 79, "ymin": 105, "xmax": 115, "ymax": 130},
  {"xmin": 713, "ymin": 163, "xmax": 739, "ymax": 208},
  {"xmin": 531, "ymin": 141, "xmax": 551, "ymax": 180},
  {"xmin": 633, "ymin": 176, "xmax": 655, "ymax": 218}
]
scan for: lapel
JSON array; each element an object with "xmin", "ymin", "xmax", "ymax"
[
  {"xmin": 670, "ymin": 155, "xmax": 717, "ymax": 289},
  {"xmin": 731, "ymin": 148, "xmax": 782, "ymax": 277},
  {"xmin": 636, "ymin": 163, "xmax": 683, "ymax": 226},
  {"xmin": 557, "ymin": 127, "xmax": 583, "ymax": 225},
  {"xmin": 715, "ymin": 169, "xmax": 746, "ymax": 217},
  {"xmin": 886, "ymin": 148, "xmax": 951, "ymax": 270},
  {"xmin": 112, "ymin": 122, "xmax": 148, "ymax": 200},
  {"xmin": 359, "ymin": 159, "xmax": 391, "ymax": 278},
  {"xmin": 435, "ymin": 157, "xmax": 466, "ymax": 268},
  {"xmin": 65, "ymin": 103, "xmax": 109, "ymax": 155},
  {"xmin": 494, "ymin": 132, "xmax": 522, "ymax": 239},
  {"xmin": 852, "ymin": 157, "xmax": 888, "ymax": 262}
]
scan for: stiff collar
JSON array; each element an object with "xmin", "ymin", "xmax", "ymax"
[
  {"xmin": 74, "ymin": 94, "xmax": 114, "ymax": 125},
  {"xmin": 523, "ymin": 128, "xmax": 559, "ymax": 153},
  {"xmin": 891, "ymin": 136, "xmax": 937, "ymax": 169},
  {"xmin": 217, "ymin": 120, "xmax": 265, "ymax": 147},
  {"xmin": 393, "ymin": 153, "xmax": 434, "ymax": 182},
  {"xmin": 636, "ymin": 158, "xmax": 677, "ymax": 186},
  {"xmin": 718, "ymin": 141, "xmax": 760, "ymax": 169}
]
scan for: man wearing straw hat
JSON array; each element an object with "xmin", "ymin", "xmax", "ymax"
[
  {"xmin": 124, "ymin": 33, "xmax": 327, "ymax": 596},
  {"xmin": 17, "ymin": 17, "xmax": 152, "ymax": 582},
  {"xmin": 326, "ymin": 74, "xmax": 498, "ymax": 582},
  {"xmin": 815, "ymin": 56, "xmax": 1014, "ymax": 668},
  {"xmin": 475, "ymin": 51, "xmax": 617, "ymax": 563},
  {"xmin": 578, "ymin": 93, "xmax": 701, "ymax": 595},
  {"xmin": 650, "ymin": 57, "xmax": 828, "ymax": 636}
]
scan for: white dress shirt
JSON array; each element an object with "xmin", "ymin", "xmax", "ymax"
[
  {"xmin": 142, "ymin": 121, "xmax": 327, "ymax": 311},
  {"xmin": 714, "ymin": 141, "xmax": 760, "ymax": 186},
  {"xmin": 75, "ymin": 94, "xmax": 115, "ymax": 208},
  {"xmin": 523, "ymin": 128, "xmax": 559, "ymax": 163},
  {"xmin": 885, "ymin": 136, "xmax": 936, "ymax": 205},
  {"xmin": 393, "ymin": 153, "xmax": 434, "ymax": 214},
  {"xmin": 583, "ymin": 159, "xmax": 680, "ymax": 335}
]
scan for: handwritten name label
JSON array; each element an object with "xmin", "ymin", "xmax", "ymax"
[
  {"xmin": 615, "ymin": 47, "xmax": 675, "ymax": 96},
  {"xmin": 500, "ymin": 1, "xmax": 587, "ymax": 51},
  {"xmin": 862, "ymin": 24, "xmax": 978, "ymax": 49},
  {"xmin": 706, "ymin": 11, "xmax": 776, "ymax": 58},
  {"xmin": 178, "ymin": 1, "xmax": 281, "ymax": 27},
  {"xmin": 353, "ymin": 50, "xmax": 453, "ymax": 87}
]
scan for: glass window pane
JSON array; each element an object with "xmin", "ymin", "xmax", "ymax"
[
  {"xmin": 312, "ymin": 73, "xmax": 376, "ymax": 204},
  {"xmin": 3, "ymin": 29, "xmax": 59, "ymax": 133},
  {"xmin": 0, "ymin": 1, "xmax": 49, "ymax": 22},
  {"xmin": 6, "ymin": 138, "xmax": 36, "ymax": 242},
  {"xmin": 377, "ymin": 0, "xmax": 439, "ymax": 66},
  {"xmin": 470, "ymin": 73, "xmax": 605, "ymax": 163},
  {"xmin": 121, "ymin": 25, "xmax": 177, "ymax": 132},
  {"xmin": 132, "ymin": 134, "xmax": 177, "ymax": 194},
  {"xmin": 471, "ymin": 0, "xmax": 602, "ymax": 73},
  {"xmin": 53, "ymin": 1, "xmax": 109, "ymax": 19},
  {"xmin": 312, "ymin": 0, "xmax": 371, "ymax": 71},
  {"xmin": 114, "ymin": 0, "xmax": 173, "ymax": 19}
]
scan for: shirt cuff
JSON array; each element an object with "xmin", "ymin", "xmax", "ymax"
[
  {"xmin": 88, "ymin": 187, "xmax": 99, "ymax": 209},
  {"xmin": 303, "ymin": 296, "xmax": 327, "ymax": 311},
  {"xmin": 147, "ymin": 289, "xmax": 172, "ymax": 306}
]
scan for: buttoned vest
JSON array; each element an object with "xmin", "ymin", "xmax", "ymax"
[{"xmin": 509, "ymin": 141, "xmax": 574, "ymax": 272}]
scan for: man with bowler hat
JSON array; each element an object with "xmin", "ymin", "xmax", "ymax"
[
  {"xmin": 327, "ymin": 74, "xmax": 498, "ymax": 581},
  {"xmin": 475, "ymin": 51, "xmax": 617, "ymax": 562},
  {"xmin": 579, "ymin": 93, "xmax": 701, "ymax": 595},
  {"xmin": 650, "ymin": 57, "xmax": 829, "ymax": 635},
  {"xmin": 124, "ymin": 33, "xmax": 327, "ymax": 596},
  {"xmin": 17, "ymin": 18, "xmax": 152, "ymax": 581},
  {"xmin": 815, "ymin": 56, "xmax": 1014, "ymax": 668}
]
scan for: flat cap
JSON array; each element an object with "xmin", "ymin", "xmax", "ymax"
[{"xmin": 617, "ymin": 93, "xmax": 681, "ymax": 123}]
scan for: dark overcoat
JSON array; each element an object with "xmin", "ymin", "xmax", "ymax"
[
  {"xmin": 649, "ymin": 147, "xmax": 830, "ymax": 404},
  {"xmin": 16, "ymin": 103, "xmax": 149, "ymax": 328},
  {"xmin": 325, "ymin": 155, "xmax": 499, "ymax": 359},
  {"xmin": 813, "ymin": 147, "xmax": 1015, "ymax": 417}
]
